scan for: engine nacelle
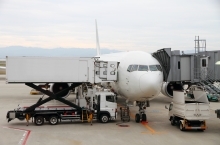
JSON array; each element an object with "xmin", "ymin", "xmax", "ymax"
[
  {"xmin": 161, "ymin": 82, "xmax": 183, "ymax": 98},
  {"xmin": 50, "ymin": 83, "xmax": 71, "ymax": 98}
]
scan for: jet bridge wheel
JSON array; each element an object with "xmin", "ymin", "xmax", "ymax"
[
  {"xmin": 49, "ymin": 115, "xmax": 59, "ymax": 125},
  {"xmin": 34, "ymin": 116, "xmax": 44, "ymax": 126},
  {"xmin": 135, "ymin": 114, "xmax": 140, "ymax": 123}
]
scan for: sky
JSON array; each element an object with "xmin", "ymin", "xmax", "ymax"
[{"xmin": 0, "ymin": 0, "xmax": 220, "ymax": 53}]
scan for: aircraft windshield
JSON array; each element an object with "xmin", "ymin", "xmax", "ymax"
[
  {"xmin": 131, "ymin": 65, "xmax": 138, "ymax": 72},
  {"xmin": 127, "ymin": 64, "xmax": 161, "ymax": 72},
  {"xmin": 149, "ymin": 65, "xmax": 158, "ymax": 71},
  {"xmin": 138, "ymin": 65, "xmax": 148, "ymax": 71}
]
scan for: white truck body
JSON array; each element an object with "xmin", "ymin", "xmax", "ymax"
[
  {"xmin": 170, "ymin": 91, "xmax": 210, "ymax": 121},
  {"xmin": 6, "ymin": 56, "xmax": 118, "ymax": 83},
  {"xmin": 167, "ymin": 90, "xmax": 210, "ymax": 131}
]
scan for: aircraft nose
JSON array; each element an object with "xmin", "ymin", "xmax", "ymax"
[{"xmin": 139, "ymin": 73, "xmax": 162, "ymax": 96}]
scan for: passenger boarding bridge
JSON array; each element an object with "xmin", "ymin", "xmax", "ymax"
[{"xmin": 152, "ymin": 37, "xmax": 220, "ymax": 97}]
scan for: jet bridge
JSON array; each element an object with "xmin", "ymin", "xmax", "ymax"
[
  {"xmin": 152, "ymin": 48, "xmax": 220, "ymax": 97},
  {"xmin": 152, "ymin": 48, "xmax": 196, "ymax": 83}
]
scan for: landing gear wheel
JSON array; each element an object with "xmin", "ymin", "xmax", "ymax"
[
  {"xmin": 49, "ymin": 116, "xmax": 58, "ymax": 125},
  {"xmin": 100, "ymin": 114, "xmax": 109, "ymax": 123},
  {"xmin": 179, "ymin": 122, "xmax": 185, "ymax": 131},
  {"xmin": 171, "ymin": 117, "xmax": 175, "ymax": 126},
  {"xmin": 142, "ymin": 114, "xmax": 147, "ymax": 122},
  {"xmin": 34, "ymin": 116, "xmax": 44, "ymax": 126},
  {"xmin": 135, "ymin": 114, "xmax": 140, "ymax": 123}
]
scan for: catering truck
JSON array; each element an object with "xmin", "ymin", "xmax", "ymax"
[
  {"xmin": 165, "ymin": 89, "xmax": 210, "ymax": 131},
  {"xmin": 5, "ymin": 56, "xmax": 120, "ymax": 125}
]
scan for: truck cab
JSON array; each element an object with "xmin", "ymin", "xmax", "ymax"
[{"xmin": 95, "ymin": 91, "xmax": 117, "ymax": 123}]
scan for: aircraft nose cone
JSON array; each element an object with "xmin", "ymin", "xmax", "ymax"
[{"xmin": 139, "ymin": 73, "xmax": 161, "ymax": 95}]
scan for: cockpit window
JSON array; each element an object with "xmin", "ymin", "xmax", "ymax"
[
  {"xmin": 127, "ymin": 65, "xmax": 132, "ymax": 72},
  {"xmin": 149, "ymin": 65, "xmax": 158, "ymax": 71},
  {"xmin": 138, "ymin": 65, "xmax": 148, "ymax": 71},
  {"xmin": 156, "ymin": 65, "xmax": 162, "ymax": 71},
  {"xmin": 131, "ymin": 65, "xmax": 138, "ymax": 72}
]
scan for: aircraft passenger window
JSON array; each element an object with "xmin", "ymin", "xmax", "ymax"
[
  {"xmin": 156, "ymin": 65, "xmax": 162, "ymax": 71},
  {"xmin": 149, "ymin": 65, "xmax": 158, "ymax": 71},
  {"xmin": 127, "ymin": 65, "xmax": 132, "ymax": 72},
  {"xmin": 138, "ymin": 65, "xmax": 148, "ymax": 71},
  {"xmin": 106, "ymin": 95, "xmax": 115, "ymax": 102},
  {"xmin": 130, "ymin": 65, "xmax": 138, "ymax": 72}
]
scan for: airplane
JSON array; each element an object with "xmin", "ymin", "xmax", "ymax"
[
  {"xmin": 0, "ymin": 21, "xmax": 165, "ymax": 123},
  {"xmin": 94, "ymin": 20, "xmax": 163, "ymax": 122}
]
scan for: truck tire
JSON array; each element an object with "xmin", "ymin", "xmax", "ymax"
[
  {"xmin": 171, "ymin": 117, "xmax": 175, "ymax": 126},
  {"xmin": 135, "ymin": 114, "xmax": 140, "ymax": 123},
  {"xmin": 49, "ymin": 115, "xmax": 58, "ymax": 125},
  {"xmin": 34, "ymin": 116, "xmax": 44, "ymax": 126},
  {"xmin": 100, "ymin": 114, "xmax": 109, "ymax": 123},
  {"xmin": 179, "ymin": 122, "xmax": 185, "ymax": 131},
  {"xmin": 142, "ymin": 114, "xmax": 147, "ymax": 122}
]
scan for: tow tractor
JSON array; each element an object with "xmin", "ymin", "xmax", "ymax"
[{"xmin": 5, "ymin": 56, "xmax": 122, "ymax": 125}]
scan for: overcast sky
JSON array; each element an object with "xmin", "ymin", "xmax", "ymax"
[{"xmin": 0, "ymin": 0, "xmax": 219, "ymax": 52}]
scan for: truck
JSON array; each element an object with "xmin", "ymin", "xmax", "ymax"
[
  {"xmin": 5, "ymin": 56, "xmax": 124, "ymax": 125},
  {"xmin": 7, "ymin": 88, "xmax": 117, "ymax": 125},
  {"xmin": 165, "ymin": 89, "xmax": 210, "ymax": 131}
]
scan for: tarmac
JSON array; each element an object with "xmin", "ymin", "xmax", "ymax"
[{"xmin": 0, "ymin": 75, "xmax": 220, "ymax": 145}]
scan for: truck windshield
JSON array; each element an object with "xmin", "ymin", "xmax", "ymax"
[{"xmin": 106, "ymin": 95, "xmax": 116, "ymax": 103}]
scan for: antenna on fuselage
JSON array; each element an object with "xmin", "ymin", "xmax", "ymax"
[{"xmin": 95, "ymin": 19, "xmax": 101, "ymax": 56}]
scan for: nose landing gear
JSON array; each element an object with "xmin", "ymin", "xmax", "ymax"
[{"xmin": 135, "ymin": 101, "xmax": 149, "ymax": 123}]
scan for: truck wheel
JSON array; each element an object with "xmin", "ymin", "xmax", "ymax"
[
  {"xmin": 49, "ymin": 116, "xmax": 58, "ymax": 125},
  {"xmin": 142, "ymin": 114, "xmax": 147, "ymax": 122},
  {"xmin": 179, "ymin": 122, "xmax": 185, "ymax": 131},
  {"xmin": 135, "ymin": 114, "xmax": 140, "ymax": 123},
  {"xmin": 100, "ymin": 114, "xmax": 109, "ymax": 123},
  {"xmin": 171, "ymin": 117, "xmax": 175, "ymax": 126},
  {"xmin": 34, "ymin": 116, "xmax": 44, "ymax": 126}
]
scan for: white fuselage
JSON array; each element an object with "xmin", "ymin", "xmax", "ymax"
[{"xmin": 98, "ymin": 51, "xmax": 163, "ymax": 102}]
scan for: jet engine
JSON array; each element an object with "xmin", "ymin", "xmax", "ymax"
[
  {"xmin": 50, "ymin": 83, "xmax": 71, "ymax": 98},
  {"xmin": 161, "ymin": 82, "xmax": 183, "ymax": 98}
]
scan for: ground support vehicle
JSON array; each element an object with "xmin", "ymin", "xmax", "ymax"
[
  {"xmin": 166, "ymin": 89, "xmax": 210, "ymax": 131},
  {"xmin": 6, "ymin": 85, "xmax": 118, "ymax": 125},
  {"xmin": 5, "ymin": 56, "xmax": 119, "ymax": 125},
  {"xmin": 215, "ymin": 109, "xmax": 220, "ymax": 119}
]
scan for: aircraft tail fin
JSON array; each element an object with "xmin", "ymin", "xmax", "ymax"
[{"xmin": 95, "ymin": 19, "xmax": 100, "ymax": 56}]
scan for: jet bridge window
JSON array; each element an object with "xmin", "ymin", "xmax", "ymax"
[
  {"xmin": 202, "ymin": 59, "xmax": 207, "ymax": 67},
  {"xmin": 149, "ymin": 65, "xmax": 158, "ymax": 71},
  {"xmin": 138, "ymin": 65, "xmax": 148, "ymax": 71},
  {"xmin": 106, "ymin": 95, "xmax": 116, "ymax": 103}
]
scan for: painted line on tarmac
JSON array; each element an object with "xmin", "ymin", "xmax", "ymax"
[{"xmin": 3, "ymin": 126, "xmax": 31, "ymax": 145}]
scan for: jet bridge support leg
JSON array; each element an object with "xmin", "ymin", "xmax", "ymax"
[{"xmin": 24, "ymin": 83, "xmax": 82, "ymax": 112}]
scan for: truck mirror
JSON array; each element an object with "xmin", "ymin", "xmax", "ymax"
[{"xmin": 165, "ymin": 105, "xmax": 168, "ymax": 109}]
